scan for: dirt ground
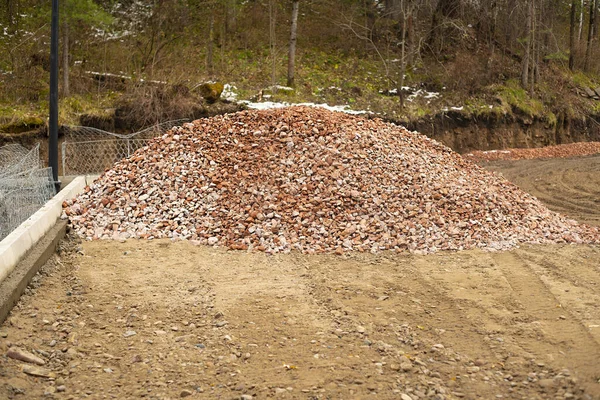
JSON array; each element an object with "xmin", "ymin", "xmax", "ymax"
[
  {"xmin": 483, "ymin": 154, "xmax": 600, "ymax": 227},
  {"xmin": 0, "ymin": 155, "xmax": 599, "ymax": 400}
]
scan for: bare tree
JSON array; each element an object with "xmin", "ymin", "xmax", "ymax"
[
  {"xmin": 578, "ymin": 0, "xmax": 585, "ymax": 41},
  {"xmin": 269, "ymin": 0, "xmax": 277, "ymax": 86},
  {"xmin": 521, "ymin": 0, "xmax": 533, "ymax": 89},
  {"xmin": 287, "ymin": 0, "xmax": 299, "ymax": 87},
  {"xmin": 569, "ymin": 0, "xmax": 578, "ymax": 70},
  {"xmin": 584, "ymin": 0, "xmax": 598, "ymax": 71},
  {"xmin": 207, "ymin": 11, "xmax": 215, "ymax": 77}
]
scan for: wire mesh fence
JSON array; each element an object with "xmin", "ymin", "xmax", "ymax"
[
  {"xmin": 61, "ymin": 120, "xmax": 188, "ymax": 176},
  {"xmin": 0, "ymin": 144, "xmax": 56, "ymax": 241}
]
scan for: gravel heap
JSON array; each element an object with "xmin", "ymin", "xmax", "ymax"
[
  {"xmin": 64, "ymin": 106, "xmax": 600, "ymax": 254},
  {"xmin": 464, "ymin": 142, "xmax": 600, "ymax": 162}
]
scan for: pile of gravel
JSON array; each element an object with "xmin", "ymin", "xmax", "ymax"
[{"xmin": 64, "ymin": 106, "xmax": 600, "ymax": 254}]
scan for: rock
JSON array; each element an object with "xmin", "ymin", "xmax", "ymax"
[
  {"xmin": 198, "ymin": 82, "xmax": 224, "ymax": 103},
  {"xmin": 180, "ymin": 389, "xmax": 193, "ymax": 397},
  {"xmin": 356, "ymin": 326, "xmax": 366, "ymax": 334},
  {"xmin": 0, "ymin": 331, "xmax": 7, "ymax": 338},
  {"xmin": 22, "ymin": 365, "xmax": 53, "ymax": 378},
  {"xmin": 123, "ymin": 330, "xmax": 137, "ymax": 337},
  {"xmin": 400, "ymin": 361, "xmax": 413, "ymax": 372},
  {"xmin": 66, "ymin": 106, "xmax": 600, "ymax": 255},
  {"xmin": 215, "ymin": 320, "xmax": 228, "ymax": 327},
  {"xmin": 44, "ymin": 386, "xmax": 56, "ymax": 395},
  {"xmin": 57, "ymin": 385, "xmax": 66, "ymax": 392},
  {"xmin": 583, "ymin": 86, "xmax": 597, "ymax": 98},
  {"xmin": 538, "ymin": 379, "xmax": 556, "ymax": 389},
  {"xmin": 240, "ymin": 395, "xmax": 253, "ymax": 400},
  {"xmin": 7, "ymin": 347, "xmax": 46, "ymax": 365},
  {"xmin": 401, "ymin": 394, "xmax": 413, "ymax": 400}
]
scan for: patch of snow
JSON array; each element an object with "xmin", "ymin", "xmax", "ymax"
[
  {"xmin": 222, "ymin": 84, "xmax": 238, "ymax": 101},
  {"xmin": 424, "ymin": 91, "xmax": 440, "ymax": 99},
  {"xmin": 271, "ymin": 85, "xmax": 294, "ymax": 92},
  {"xmin": 481, "ymin": 150, "xmax": 511, "ymax": 154},
  {"xmin": 240, "ymin": 101, "xmax": 372, "ymax": 115},
  {"xmin": 450, "ymin": 106, "xmax": 464, "ymax": 111},
  {"xmin": 85, "ymin": 70, "xmax": 166, "ymax": 85}
]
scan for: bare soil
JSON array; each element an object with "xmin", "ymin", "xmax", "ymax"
[
  {"xmin": 483, "ymin": 154, "xmax": 600, "ymax": 227},
  {"xmin": 0, "ymin": 155, "xmax": 599, "ymax": 400}
]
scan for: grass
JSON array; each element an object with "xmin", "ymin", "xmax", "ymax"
[
  {"xmin": 496, "ymin": 79, "xmax": 544, "ymax": 117},
  {"xmin": 1, "ymin": 46, "xmax": 598, "ymax": 134}
]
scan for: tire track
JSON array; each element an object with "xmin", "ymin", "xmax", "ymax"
[
  {"xmin": 491, "ymin": 251, "xmax": 600, "ymax": 397},
  {"xmin": 485, "ymin": 154, "xmax": 600, "ymax": 226}
]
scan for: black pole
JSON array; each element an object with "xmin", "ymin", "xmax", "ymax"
[{"xmin": 49, "ymin": 0, "xmax": 60, "ymax": 192}]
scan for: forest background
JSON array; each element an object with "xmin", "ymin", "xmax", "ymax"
[{"xmin": 1, "ymin": 0, "xmax": 600, "ymax": 138}]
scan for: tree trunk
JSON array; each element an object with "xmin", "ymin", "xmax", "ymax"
[
  {"xmin": 569, "ymin": 0, "xmax": 577, "ymax": 70},
  {"xmin": 407, "ymin": 9, "xmax": 415, "ymax": 66},
  {"xmin": 578, "ymin": 0, "xmax": 585, "ymax": 41},
  {"xmin": 584, "ymin": 0, "xmax": 598, "ymax": 71},
  {"xmin": 6, "ymin": 0, "xmax": 17, "ymax": 33},
  {"xmin": 427, "ymin": 0, "xmax": 461, "ymax": 55},
  {"xmin": 270, "ymin": 0, "xmax": 276, "ymax": 87},
  {"xmin": 398, "ymin": 0, "xmax": 407, "ymax": 108},
  {"xmin": 529, "ymin": 0, "xmax": 536, "ymax": 96},
  {"xmin": 207, "ymin": 12, "xmax": 214, "ymax": 76},
  {"xmin": 287, "ymin": 0, "xmax": 299, "ymax": 87},
  {"xmin": 62, "ymin": 22, "xmax": 70, "ymax": 97},
  {"xmin": 521, "ymin": 0, "xmax": 533, "ymax": 88}
]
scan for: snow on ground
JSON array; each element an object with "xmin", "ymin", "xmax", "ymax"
[
  {"xmin": 240, "ymin": 100, "xmax": 372, "ymax": 115},
  {"xmin": 222, "ymin": 84, "xmax": 238, "ymax": 102}
]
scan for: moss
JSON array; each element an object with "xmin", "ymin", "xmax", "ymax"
[
  {"xmin": 198, "ymin": 82, "xmax": 225, "ymax": 103},
  {"xmin": 571, "ymin": 71, "xmax": 598, "ymax": 88},
  {"xmin": 0, "ymin": 116, "xmax": 45, "ymax": 133},
  {"xmin": 495, "ymin": 79, "xmax": 544, "ymax": 119},
  {"xmin": 543, "ymin": 111, "xmax": 558, "ymax": 128}
]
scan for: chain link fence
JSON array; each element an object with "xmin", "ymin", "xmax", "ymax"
[
  {"xmin": 0, "ymin": 144, "xmax": 56, "ymax": 241},
  {"xmin": 61, "ymin": 119, "xmax": 188, "ymax": 175}
]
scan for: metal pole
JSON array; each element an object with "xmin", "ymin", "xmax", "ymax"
[{"xmin": 49, "ymin": 0, "xmax": 60, "ymax": 192}]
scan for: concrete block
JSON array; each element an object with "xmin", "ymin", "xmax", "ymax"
[{"xmin": 0, "ymin": 176, "xmax": 86, "ymax": 284}]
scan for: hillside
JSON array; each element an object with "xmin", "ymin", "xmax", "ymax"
[{"xmin": 1, "ymin": 0, "xmax": 600, "ymax": 152}]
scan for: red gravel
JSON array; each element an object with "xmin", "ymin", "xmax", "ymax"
[
  {"xmin": 463, "ymin": 142, "xmax": 600, "ymax": 162},
  {"xmin": 63, "ymin": 107, "xmax": 600, "ymax": 254}
]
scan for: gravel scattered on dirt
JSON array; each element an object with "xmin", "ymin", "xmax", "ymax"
[
  {"xmin": 64, "ymin": 107, "xmax": 600, "ymax": 253},
  {"xmin": 2, "ymin": 239, "xmax": 599, "ymax": 399},
  {"xmin": 464, "ymin": 141, "xmax": 600, "ymax": 162}
]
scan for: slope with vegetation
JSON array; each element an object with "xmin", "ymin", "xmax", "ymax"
[{"xmin": 1, "ymin": 0, "xmax": 600, "ymax": 151}]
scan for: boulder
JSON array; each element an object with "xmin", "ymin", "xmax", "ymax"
[
  {"xmin": 583, "ymin": 86, "xmax": 597, "ymax": 99},
  {"xmin": 198, "ymin": 82, "xmax": 224, "ymax": 103}
]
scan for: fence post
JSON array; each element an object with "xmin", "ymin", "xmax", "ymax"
[
  {"xmin": 61, "ymin": 142, "xmax": 66, "ymax": 177},
  {"xmin": 48, "ymin": 0, "xmax": 60, "ymax": 192}
]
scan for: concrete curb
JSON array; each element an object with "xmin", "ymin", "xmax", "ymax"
[
  {"xmin": 0, "ymin": 174, "xmax": 97, "ymax": 324},
  {"xmin": 0, "ymin": 175, "xmax": 97, "ymax": 285},
  {"xmin": 0, "ymin": 220, "xmax": 67, "ymax": 324},
  {"xmin": 0, "ymin": 176, "xmax": 86, "ymax": 284}
]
